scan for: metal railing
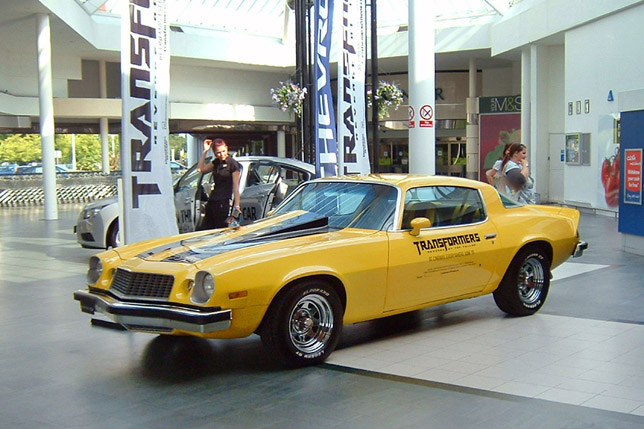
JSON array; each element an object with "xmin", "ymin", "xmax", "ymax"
[{"xmin": 0, "ymin": 172, "xmax": 118, "ymax": 207}]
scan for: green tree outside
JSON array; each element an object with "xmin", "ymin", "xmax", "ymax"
[
  {"xmin": 0, "ymin": 134, "xmax": 43, "ymax": 164},
  {"xmin": 169, "ymin": 134, "xmax": 187, "ymax": 162},
  {"xmin": 0, "ymin": 133, "xmax": 186, "ymax": 171},
  {"xmin": 0, "ymin": 133, "xmax": 112, "ymax": 171}
]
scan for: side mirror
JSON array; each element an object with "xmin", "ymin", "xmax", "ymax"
[{"xmin": 409, "ymin": 217, "xmax": 431, "ymax": 236}]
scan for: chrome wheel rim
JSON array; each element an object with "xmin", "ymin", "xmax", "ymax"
[
  {"xmin": 518, "ymin": 256, "xmax": 545, "ymax": 306},
  {"xmin": 289, "ymin": 294, "xmax": 334, "ymax": 355}
]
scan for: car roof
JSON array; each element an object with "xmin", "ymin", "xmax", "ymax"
[
  {"xmin": 311, "ymin": 174, "xmax": 492, "ymax": 192},
  {"xmin": 234, "ymin": 156, "xmax": 315, "ymax": 174}
]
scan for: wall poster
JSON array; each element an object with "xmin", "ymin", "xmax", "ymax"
[
  {"xmin": 478, "ymin": 113, "xmax": 521, "ymax": 182},
  {"xmin": 624, "ymin": 148, "xmax": 642, "ymax": 205}
]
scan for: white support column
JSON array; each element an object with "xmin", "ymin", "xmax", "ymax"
[
  {"xmin": 408, "ymin": 0, "xmax": 436, "ymax": 175},
  {"xmin": 466, "ymin": 58, "xmax": 479, "ymax": 180},
  {"xmin": 521, "ymin": 48, "xmax": 531, "ymax": 151},
  {"xmin": 530, "ymin": 44, "xmax": 549, "ymax": 202},
  {"xmin": 99, "ymin": 60, "xmax": 110, "ymax": 173},
  {"xmin": 277, "ymin": 129, "xmax": 286, "ymax": 158},
  {"xmin": 186, "ymin": 134, "xmax": 199, "ymax": 166},
  {"xmin": 36, "ymin": 13, "xmax": 58, "ymax": 220}
]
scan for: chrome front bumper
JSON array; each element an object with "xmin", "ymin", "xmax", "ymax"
[
  {"xmin": 73, "ymin": 290, "xmax": 232, "ymax": 334},
  {"xmin": 573, "ymin": 240, "xmax": 588, "ymax": 258}
]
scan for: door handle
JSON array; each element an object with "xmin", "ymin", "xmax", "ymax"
[{"xmin": 485, "ymin": 233, "xmax": 497, "ymax": 240}]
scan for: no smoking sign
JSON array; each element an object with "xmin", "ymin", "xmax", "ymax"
[{"xmin": 419, "ymin": 104, "xmax": 433, "ymax": 128}]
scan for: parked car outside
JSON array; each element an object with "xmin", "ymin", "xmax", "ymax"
[
  {"xmin": 170, "ymin": 160, "xmax": 188, "ymax": 175},
  {"xmin": 0, "ymin": 163, "xmax": 18, "ymax": 175},
  {"xmin": 74, "ymin": 156, "xmax": 315, "ymax": 249},
  {"xmin": 14, "ymin": 164, "xmax": 69, "ymax": 174},
  {"xmin": 74, "ymin": 174, "xmax": 586, "ymax": 366}
]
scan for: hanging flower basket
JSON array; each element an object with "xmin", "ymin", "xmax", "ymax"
[
  {"xmin": 270, "ymin": 81, "xmax": 307, "ymax": 118},
  {"xmin": 367, "ymin": 81, "xmax": 405, "ymax": 119}
]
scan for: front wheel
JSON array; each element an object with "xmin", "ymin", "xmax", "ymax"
[
  {"xmin": 493, "ymin": 247, "xmax": 550, "ymax": 316},
  {"xmin": 106, "ymin": 220, "xmax": 120, "ymax": 249},
  {"xmin": 260, "ymin": 281, "xmax": 343, "ymax": 367}
]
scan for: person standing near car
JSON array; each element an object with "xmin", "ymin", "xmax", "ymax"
[
  {"xmin": 197, "ymin": 138, "xmax": 241, "ymax": 229},
  {"xmin": 498, "ymin": 143, "xmax": 535, "ymax": 204},
  {"xmin": 485, "ymin": 143, "xmax": 512, "ymax": 188}
]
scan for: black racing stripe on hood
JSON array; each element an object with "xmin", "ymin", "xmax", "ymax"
[
  {"xmin": 136, "ymin": 229, "xmax": 229, "ymax": 259},
  {"xmin": 157, "ymin": 213, "xmax": 330, "ymax": 263}
]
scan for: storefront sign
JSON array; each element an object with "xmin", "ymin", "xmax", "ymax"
[
  {"xmin": 479, "ymin": 96, "xmax": 522, "ymax": 114},
  {"xmin": 624, "ymin": 148, "xmax": 642, "ymax": 205}
]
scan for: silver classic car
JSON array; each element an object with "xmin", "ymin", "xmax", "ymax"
[{"xmin": 74, "ymin": 156, "xmax": 315, "ymax": 248}]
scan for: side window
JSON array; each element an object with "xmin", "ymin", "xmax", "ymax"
[
  {"xmin": 248, "ymin": 162, "xmax": 277, "ymax": 186},
  {"xmin": 402, "ymin": 186, "xmax": 485, "ymax": 229},
  {"xmin": 280, "ymin": 166, "xmax": 309, "ymax": 190},
  {"xmin": 175, "ymin": 165, "xmax": 202, "ymax": 192},
  {"xmin": 246, "ymin": 162, "xmax": 278, "ymax": 187},
  {"xmin": 246, "ymin": 162, "xmax": 262, "ymax": 187}
]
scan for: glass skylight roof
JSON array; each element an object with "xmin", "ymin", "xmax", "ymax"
[{"xmin": 74, "ymin": 0, "xmax": 512, "ymax": 39}]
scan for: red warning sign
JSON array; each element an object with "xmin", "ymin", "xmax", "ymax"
[
  {"xmin": 408, "ymin": 106, "xmax": 415, "ymax": 128},
  {"xmin": 419, "ymin": 104, "xmax": 433, "ymax": 128}
]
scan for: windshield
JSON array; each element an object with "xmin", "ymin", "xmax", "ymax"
[{"xmin": 273, "ymin": 181, "xmax": 398, "ymax": 231}]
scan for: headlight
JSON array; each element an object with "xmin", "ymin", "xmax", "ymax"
[
  {"xmin": 191, "ymin": 271, "xmax": 215, "ymax": 304},
  {"xmin": 82, "ymin": 207, "xmax": 103, "ymax": 219},
  {"xmin": 86, "ymin": 256, "xmax": 103, "ymax": 284}
]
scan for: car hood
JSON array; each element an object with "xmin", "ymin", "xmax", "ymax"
[
  {"xmin": 84, "ymin": 196, "xmax": 118, "ymax": 210},
  {"xmin": 112, "ymin": 211, "xmax": 331, "ymax": 264}
]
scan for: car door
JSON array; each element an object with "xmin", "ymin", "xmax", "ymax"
[
  {"xmin": 238, "ymin": 161, "xmax": 278, "ymax": 224},
  {"xmin": 384, "ymin": 185, "xmax": 500, "ymax": 311},
  {"xmin": 173, "ymin": 163, "xmax": 205, "ymax": 233},
  {"xmin": 261, "ymin": 163, "xmax": 313, "ymax": 216}
]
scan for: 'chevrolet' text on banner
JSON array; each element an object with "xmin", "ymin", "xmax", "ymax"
[
  {"xmin": 314, "ymin": 0, "xmax": 338, "ymax": 177},
  {"xmin": 120, "ymin": 0, "xmax": 178, "ymax": 244},
  {"xmin": 337, "ymin": 0, "xmax": 370, "ymax": 175}
]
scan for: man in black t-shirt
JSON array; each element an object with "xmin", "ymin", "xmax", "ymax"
[{"xmin": 197, "ymin": 138, "xmax": 241, "ymax": 229}]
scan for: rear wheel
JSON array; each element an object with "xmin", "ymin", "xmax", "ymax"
[
  {"xmin": 260, "ymin": 281, "xmax": 343, "ymax": 367},
  {"xmin": 493, "ymin": 247, "xmax": 550, "ymax": 316}
]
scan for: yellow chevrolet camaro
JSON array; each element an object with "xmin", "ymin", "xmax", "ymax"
[{"xmin": 74, "ymin": 174, "xmax": 586, "ymax": 366}]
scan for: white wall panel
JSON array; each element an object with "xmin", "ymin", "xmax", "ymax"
[{"xmin": 564, "ymin": 3, "xmax": 644, "ymax": 209}]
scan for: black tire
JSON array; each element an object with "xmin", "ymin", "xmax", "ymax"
[
  {"xmin": 106, "ymin": 220, "xmax": 120, "ymax": 249},
  {"xmin": 260, "ymin": 281, "xmax": 343, "ymax": 367},
  {"xmin": 493, "ymin": 247, "xmax": 550, "ymax": 316}
]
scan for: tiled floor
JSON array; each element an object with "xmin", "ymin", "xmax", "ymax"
[
  {"xmin": 1, "ymin": 203, "xmax": 644, "ymax": 428},
  {"xmin": 328, "ymin": 295, "xmax": 644, "ymax": 415}
]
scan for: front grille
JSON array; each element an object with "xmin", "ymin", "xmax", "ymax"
[{"xmin": 110, "ymin": 268, "xmax": 174, "ymax": 300}]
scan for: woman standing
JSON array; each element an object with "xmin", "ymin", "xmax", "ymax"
[
  {"xmin": 485, "ymin": 143, "xmax": 512, "ymax": 188},
  {"xmin": 499, "ymin": 143, "xmax": 535, "ymax": 204},
  {"xmin": 197, "ymin": 138, "xmax": 241, "ymax": 229}
]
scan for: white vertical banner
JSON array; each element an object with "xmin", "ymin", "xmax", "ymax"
[
  {"xmin": 314, "ymin": 0, "xmax": 339, "ymax": 177},
  {"xmin": 120, "ymin": 0, "xmax": 177, "ymax": 244},
  {"xmin": 337, "ymin": 0, "xmax": 370, "ymax": 175}
]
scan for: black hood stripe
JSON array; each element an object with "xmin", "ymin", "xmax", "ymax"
[{"xmin": 137, "ymin": 212, "xmax": 330, "ymax": 263}]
